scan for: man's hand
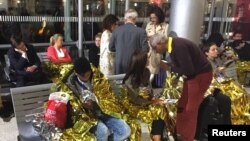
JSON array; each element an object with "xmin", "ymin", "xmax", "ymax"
[
  {"xmin": 218, "ymin": 67, "xmax": 225, "ymax": 72},
  {"xmin": 25, "ymin": 65, "xmax": 37, "ymax": 72},
  {"xmin": 236, "ymin": 42, "xmax": 245, "ymax": 49},
  {"xmin": 160, "ymin": 60, "xmax": 170, "ymax": 71},
  {"xmin": 152, "ymin": 98, "xmax": 164, "ymax": 105},
  {"xmin": 82, "ymin": 99, "xmax": 94, "ymax": 110},
  {"xmin": 14, "ymin": 48, "xmax": 26, "ymax": 54}
]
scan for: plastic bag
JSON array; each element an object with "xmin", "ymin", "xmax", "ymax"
[{"xmin": 44, "ymin": 92, "xmax": 70, "ymax": 129}]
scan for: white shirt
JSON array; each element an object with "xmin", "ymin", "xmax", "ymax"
[{"xmin": 56, "ymin": 48, "xmax": 65, "ymax": 58}]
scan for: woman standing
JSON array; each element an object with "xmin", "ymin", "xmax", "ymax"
[
  {"xmin": 146, "ymin": 6, "xmax": 169, "ymax": 87},
  {"xmin": 99, "ymin": 14, "xmax": 119, "ymax": 75},
  {"xmin": 47, "ymin": 34, "xmax": 72, "ymax": 64}
]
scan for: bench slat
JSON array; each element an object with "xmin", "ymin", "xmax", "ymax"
[
  {"xmin": 15, "ymin": 111, "xmax": 45, "ymax": 123},
  {"xmin": 14, "ymin": 102, "xmax": 46, "ymax": 112},
  {"xmin": 12, "ymin": 90, "xmax": 50, "ymax": 101},
  {"xmin": 11, "ymin": 83, "xmax": 52, "ymax": 94},
  {"xmin": 13, "ymin": 96, "xmax": 49, "ymax": 106}
]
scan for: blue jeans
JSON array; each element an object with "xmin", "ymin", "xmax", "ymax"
[{"xmin": 95, "ymin": 117, "xmax": 131, "ymax": 141}]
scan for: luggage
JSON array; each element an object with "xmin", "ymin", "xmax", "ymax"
[{"xmin": 195, "ymin": 89, "xmax": 231, "ymax": 140}]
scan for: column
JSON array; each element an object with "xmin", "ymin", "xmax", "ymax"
[
  {"xmin": 169, "ymin": 0, "xmax": 206, "ymax": 44},
  {"xmin": 64, "ymin": 0, "xmax": 72, "ymax": 42},
  {"xmin": 78, "ymin": 0, "xmax": 83, "ymax": 57}
]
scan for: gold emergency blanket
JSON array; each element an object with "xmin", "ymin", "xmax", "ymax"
[
  {"xmin": 91, "ymin": 66, "xmax": 141, "ymax": 141},
  {"xmin": 161, "ymin": 72, "xmax": 183, "ymax": 135},
  {"xmin": 210, "ymin": 78, "xmax": 250, "ymax": 124},
  {"xmin": 121, "ymin": 88, "xmax": 167, "ymax": 124},
  {"xmin": 45, "ymin": 62, "xmax": 97, "ymax": 141},
  {"xmin": 236, "ymin": 61, "xmax": 250, "ymax": 85},
  {"xmin": 162, "ymin": 68, "xmax": 250, "ymax": 134}
]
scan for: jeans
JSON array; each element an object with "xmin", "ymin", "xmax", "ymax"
[{"xmin": 94, "ymin": 116, "xmax": 131, "ymax": 141}]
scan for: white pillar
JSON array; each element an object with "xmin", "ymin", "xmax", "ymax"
[
  {"xmin": 78, "ymin": 0, "xmax": 83, "ymax": 57},
  {"xmin": 64, "ymin": 0, "xmax": 72, "ymax": 42},
  {"xmin": 169, "ymin": 0, "xmax": 206, "ymax": 44}
]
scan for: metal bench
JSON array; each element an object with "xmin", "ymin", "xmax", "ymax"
[
  {"xmin": 11, "ymin": 83, "xmax": 52, "ymax": 141},
  {"xmin": 10, "ymin": 74, "xmax": 155, "ymax": 141}
]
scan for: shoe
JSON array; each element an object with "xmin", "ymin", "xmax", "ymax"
[
  {"xmin": 2, "ymin": 112, "xmax": 14, "ymax": 122},
  {"xmin": 0, "ymin": 108, "xmax": 14, "ymax": 122}
]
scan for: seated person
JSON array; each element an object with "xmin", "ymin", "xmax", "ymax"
[
  {"xmin": 47, "ymin": 34, "xmax": 72, "ymax": 64},
  {"xmin": 207, "ymin": 33, "xmax": 238, "ymax": 81},
  {"xmin": 88, "ymin": 33, "xmax": 101, "ymax": 67},
  {"xmin": 122, "ymin": 49, "xmax": 165, "ymax": 141},
  {"xmin": 229, "ymin": 31, "xmax": 250, "ymax": 61},
  {"xmin": 65, "ymin": 57, "xmax": 131, "ymax": 141},
  {"xmin": 7, "ymin": 34, "xmax": 48, "ymax": 87},
  {"xmin": 202, "ymin": 43, "xmax": 232, "ymax": 122}
]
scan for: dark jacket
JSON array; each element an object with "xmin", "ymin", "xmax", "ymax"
[
  {"xmin": 65, "ymin": 73, "xmax": 104, "ymax": 128},
  {"xmin": 7, "ymin": 44, "xmax": 41, "ymax": 75},
  {"xmin": 124, "ymin": 68, "xmax": 152, "ymax": 106},
  {"xmin": 229, "ymin": 40, "xmax": 250, "ymax": 61},
  {"xmin": 170, "ymin": 38, "xmax": 212, "ymax": 79},
  {"xmin": 109, "ymin": 23, "xmax": 149, "ymax": 74},
  {"xmin": 88, "ymin": 45, "xmax": 100, "ymax": 67}
]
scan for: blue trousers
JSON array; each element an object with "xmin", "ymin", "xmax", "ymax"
[{"xmin": 94, "ymin": 116, "xmax": 131, "ymax": 141}]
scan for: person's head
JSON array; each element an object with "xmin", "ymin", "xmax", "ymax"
[
  {"xmin": 123, "ymin": 48, "xmax": 149, "ymax": 87},
  {"xmin": 233, "ymin": 31, "xmax": 243, "ymax": 41},
  {"xmin": 124, "ymin": 9, "xmax": 138, "ymax": 24},
  {"xmin": 202, "ymin": 42, "xmax": 218, "ymax": 60},
  {"xmin": 95, "ymin": 33, "xmax": 102, "ymax": 47},
  {"xmin": 103, "ymin": 14, "xmax": 119, "ymax": 32},
  {"xmin": 73, "ymin": 57, "xmax": 92, "ymax": 82},
  {"xmin": 148, "ymin": 33, "xmax": 167, "ymax": 54},
  {"xmin": 207, "ymin": 33, "xmax": 224, "ymax": 47},
  {"xmin": 50, "ymin": 34, "xmax": 63, "ymax": 49},
  {"xmin": 149, "ymin": 6, "xmax": 165, "ymax": 25},
  {"xmin": 10, "ymin": 34, "xmax": 26, "ymax": 51}
]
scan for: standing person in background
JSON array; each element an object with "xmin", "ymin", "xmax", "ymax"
[
  {"xmin": 89, "ymin": 33, "xmax": 101, "ymax": 68},
  {"xmin": 100, "ymin": 14, "xmax": 119, "ymax": 75},
  {"xmin": 149, "ymin": 34, "xmax": 213, "ymax": 141},
  {"xmin": 47, "ymin": 34, "xmax": 72, "ymax": 64},
  {"xmin": 146, "ymin": 6, "xmax": 169, "ymax": 88},
  {"xmin": 109, "ymin": 9, "xmax": 148, "ymax": 74}
]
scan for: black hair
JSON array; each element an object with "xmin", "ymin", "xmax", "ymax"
[
  {"xmin": 206, "ymin": 33, "xmax": 224, "ymax": 47},
  {"xmin": 10, "ymin": 34, "xmax": 23, "ymax": 48},
  {"xmin": 123, "ymin": 48, "xmax": 150, "ymax": 88},
  {"xmin": 148, "ymin": 6, "xmax": 165, "ymax": 24},
  {"xmin": 202, "ymin": 42, "xmax": 217, "ymax": 56},
  {"xmin": 233, "ymin": 31, "xmax": 243, "ymax": 37},
  {"xmin": 73, "ymin": 57, "xmax": 91, "ymax": 76},
  {"xmin": 103, "ymin": 14, "xmax": 119, "ymax": 32}
]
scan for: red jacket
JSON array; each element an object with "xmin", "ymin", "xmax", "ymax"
[{"xmin": 47, "ymin": 46, "xmax": 72, "ymax": 64}]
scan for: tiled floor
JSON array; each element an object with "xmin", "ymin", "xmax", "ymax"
[{"xmin": 0, "ymin": 117, "xmax": 18, "ymax": 141}]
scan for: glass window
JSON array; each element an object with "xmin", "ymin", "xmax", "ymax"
[{"xmin": 0, "ymin": 0, "xmax": 79, "ymax": 44}]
